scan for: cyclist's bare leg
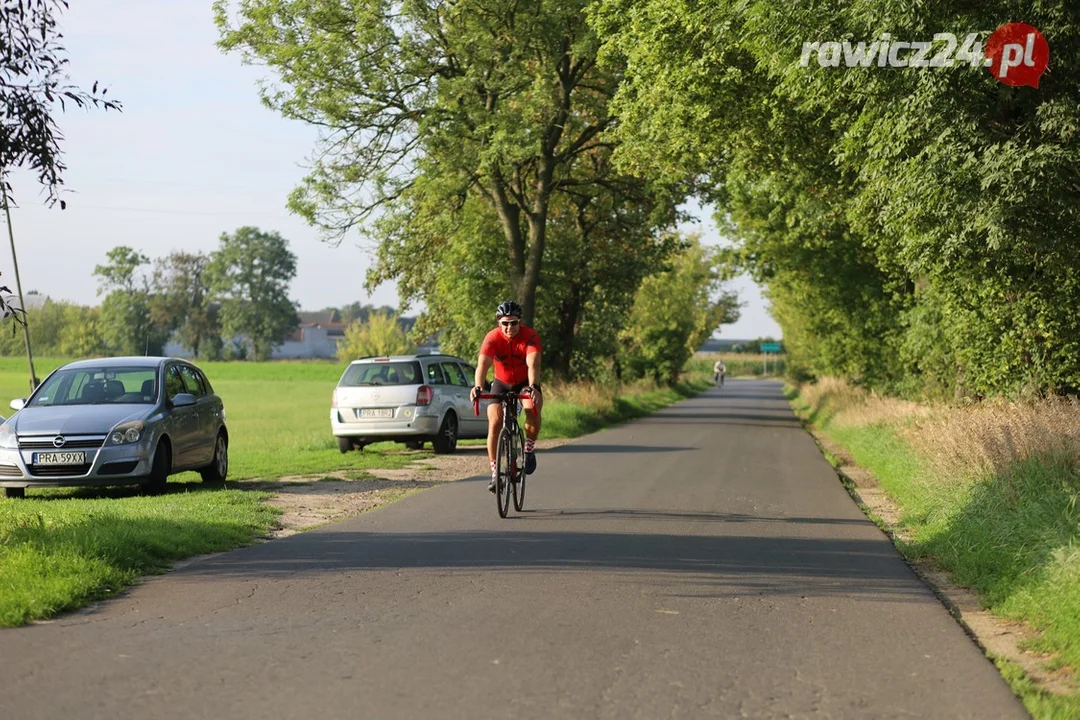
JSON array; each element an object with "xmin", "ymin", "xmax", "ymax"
[{"xmin": 524, "ymin": 407, "xmax": 541, "ymax": 440}]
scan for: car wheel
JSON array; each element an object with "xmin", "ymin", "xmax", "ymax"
[
  {"xmin": 337, "ymin": 436, "xmax": 353, "ymax": 454},
  {"xmin": 405, "ymin": 441, "xmax": 425, "ymax": 450},
  {"xmin": 3, "ymin": 487, "xmax": 25, "ymax": 499},
  {"xmin": 143, "ymin": 441, "xmax": 170, "ymax": 495},
  {"xmin": 200, "ymin": 432, "xmax": 228, "ymax": 484},
  {"xmin": 433, "ymin": 413, "xmax": 458, "ymax": 455}
]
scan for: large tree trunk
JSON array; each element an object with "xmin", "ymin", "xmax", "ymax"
[{"xmin": 551, "ymin": 281, "xmax": 582, "ymax": 378}]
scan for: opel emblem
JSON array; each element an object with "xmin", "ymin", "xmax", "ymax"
[
  {"xmin": 372, "ymin": 392, "xmax": 380, "ymax": 400},
  {"xmin": 53, "ymin": 435, "xmax": 66, "ymax": 448}
]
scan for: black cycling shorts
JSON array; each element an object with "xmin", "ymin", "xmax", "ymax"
[
  {"xmin": 490, "ymin": 380, "xmax": 538, "ymax": 414},
  {"xmin": 490, "ymin": 379, "xmax": 528, "ymax": 396}
]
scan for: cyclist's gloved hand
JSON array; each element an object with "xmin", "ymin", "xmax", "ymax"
[{"xmin": 471, "ymin": 386, "xmax": 482, "ymax": 403}]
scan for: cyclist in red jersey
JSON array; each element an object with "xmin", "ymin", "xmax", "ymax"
[{"xmin": 470, "ymin": 300, "xmax": 543, "ymax": 492}]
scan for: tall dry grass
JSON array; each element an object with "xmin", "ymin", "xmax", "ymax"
[
  {"xmin": 904, "ymin": 396, "xmax": 1080, "ymax": 481},
  {"xmin": 544, "ymin": 377, "xmax": 663, "ymax": 414},
  {"xmin": 798, "ymin": 377, "xmax": 929, "ymax": 429},
  {"xmin": 798, "ymin": 378, "xmax": 1080, "ymax": 485}
]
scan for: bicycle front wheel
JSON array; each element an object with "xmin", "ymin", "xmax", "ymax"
[
  {"xmin": 495, "ymin": 429, "xmax": 512, "ymax": 518},
  {"xmin": 513, "ymin": 428, "xmax": 526, "ymax": 512}
]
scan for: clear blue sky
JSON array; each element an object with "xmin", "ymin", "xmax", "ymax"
[{"xmin": 1, "ymin": 0, "xmax": 780, "ymax": 340}]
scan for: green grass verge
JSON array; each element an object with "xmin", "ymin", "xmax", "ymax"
[
  {"xmin": 0, "ymin": 480, "xmax": 279, "ymax": 626},
  {"xmin": 788, "ymin": 386, "xmax": 1080, "ymax": 717}
]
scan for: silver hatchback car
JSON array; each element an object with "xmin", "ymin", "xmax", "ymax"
[
  {"xmin": 331, "ymin": 354, "xmax": 491, "ymax": 454},
  {"xmin": 0, "ymin": 357, "xmax": 229, "ymax": 498}
]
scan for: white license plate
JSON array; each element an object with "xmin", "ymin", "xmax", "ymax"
[
  {"xmin": 356, "ymin": 408, "xmax": 394, "ymax": 419},
  {"xmin": 33, "ymin": 451, "xmax": 86, "ymax": 465}
]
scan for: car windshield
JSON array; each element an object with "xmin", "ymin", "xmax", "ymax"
[
  {"xmin": 28, "ymin": 367, "xmax": 159, "ymax": 407},
  {"xmin": 339, "ymin": 361, "xmax": 422, "ymax": 386}
]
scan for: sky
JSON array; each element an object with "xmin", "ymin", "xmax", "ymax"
[{"xmin": 1, "ymin": 1, "xmax": 781, "ymax": 340}]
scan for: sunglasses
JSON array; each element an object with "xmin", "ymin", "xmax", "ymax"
[{"xmin": 499, "ymin": 320, "xmax": 520, "ymax": 327}]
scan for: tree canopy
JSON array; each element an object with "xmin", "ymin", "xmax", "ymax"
[{"xmin": 594, "ymin": 0, "xmax": 1080, "ymax": 397}]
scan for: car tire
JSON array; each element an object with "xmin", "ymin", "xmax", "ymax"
[
  {"xmin": 200, "ymin": 432, "xmax": 228, "ymax": 484},
  {"xmin": 337, "ymin": 436, "xmax": 353, "ymax": 454},
  {"xmin": 405, "ymin": 441, "xmax": 425, "ymax": 450},
  {"xmin": 143, "ymin": 441, "xmax": 170, "ymax": 495},
  {"xmin": 3, "ymin": 487, "xmax": 25, "ymax": 499},
  {"xmin": 432, "ymin": 413, "xmax": 458, "ymax": 455}
]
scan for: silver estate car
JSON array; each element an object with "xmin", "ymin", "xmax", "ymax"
[
  {"xmin": 0, "ymin": 357, "xmax": 228, "ymax": 498},
  {"xmin": 331, "ymin": 354, "xmax": 491, "ymax": 454}
]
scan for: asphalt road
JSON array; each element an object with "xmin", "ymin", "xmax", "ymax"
[{"xmin": 1, "ymin": 379, "xmax": 1027, "ymax": 719}]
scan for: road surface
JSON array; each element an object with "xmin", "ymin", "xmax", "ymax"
[{"xmin": 0, "ymin": 379, "xmax": 1026, "ymax": 719}]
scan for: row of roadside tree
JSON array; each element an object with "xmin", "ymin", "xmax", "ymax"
[{"xmin": 211, "ymin": 0, "xmax": 1080, "ymax": 399}]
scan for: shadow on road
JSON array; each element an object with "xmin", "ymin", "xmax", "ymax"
[
  {"xmin": 516, "ymin": 507, "xmax": 868, "ymax": 525},
  {"xmin": 548, "ymin": 444, "xmax": 695, "ymax": 454},
  {"xmin": 638, "ymin": 412, "xmax": 799, "ymax": 423},
  {"xmin": 178, "ymin": 525, "xmax": 931, "ymax": 602}
]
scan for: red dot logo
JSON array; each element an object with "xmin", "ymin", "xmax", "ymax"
[{"xmin": 985, "ymin": 23, "xmax": 1049, "ymax": 88}]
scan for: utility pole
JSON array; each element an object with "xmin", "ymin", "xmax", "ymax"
[{"xmin": 1, "ymin": 176, "xmax": 39, "ymax": 392}]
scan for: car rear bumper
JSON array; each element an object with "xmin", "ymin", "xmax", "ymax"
[{"xmin": 330, "ymin": 407, "xmax": 441, "ymax": 438}]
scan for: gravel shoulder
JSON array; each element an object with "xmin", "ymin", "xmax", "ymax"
[{"xmin": 254, "ymin": 439, "xmax": 573, "ymax": 538}]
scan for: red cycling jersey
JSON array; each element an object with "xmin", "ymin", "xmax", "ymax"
[{"xmin": 480, "ymin": 325, "xmax": 542, "ymax": 385}]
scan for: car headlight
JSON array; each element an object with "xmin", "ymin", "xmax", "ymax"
[
  {"xmin": 109, "ymin": 421, "xmax": 145, "ymax": 445},
  {"xmin": 0, "ymin": 423, "xmax": 16, "ymax": 449}
]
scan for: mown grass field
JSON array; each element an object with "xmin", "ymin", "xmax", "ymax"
[
  {"xmin": 787, "ymin": 380, "xmax": 1080, "ymax": 719},
  {"xmin": 687, "ymin": 352, "xmax": 786, "ymax": 379},
  {"xmin": 0, "ymin": 356, "xmax": 709, "ymax": 627},
  {"xmin": 0, "ymin": 357, "xmax": 427, "ymax": 483}
]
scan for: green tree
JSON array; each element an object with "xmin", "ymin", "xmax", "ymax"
[
  {"xmin": 58, "ymin": 305, "xmax": 106, "ymax": 358},
  {"xmin": 618, "ymin": 236, "xmax": 739, "ymax": 383},
  {"xmin": 215, "ymin": 0, "xmax": 632, "ymax": 327},
  {"xmin": 336, "ymin": 311, "xmax": 414, "ymax": 362},
  {"xmin": 594, "ymin": 0, "xmax": 1080, "ymax": 397},
  {"xmin": 150, "ymin": 251, "xmax": 219, "ymax": 358},
  {"xmin": 207, "ymin": 227, "xmax": 299, "ymax": 361},
  {"xmin": 93, "ymin": 246, "xmax": 168, "ymax": 356}
]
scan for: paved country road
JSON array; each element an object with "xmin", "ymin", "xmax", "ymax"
[{"xmin": 1, "ymin": 380, "xmax": 1027, "ymax": 719}]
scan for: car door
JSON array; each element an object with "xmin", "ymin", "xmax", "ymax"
[
  {"xmin": 440, "ymin": 361, "xmax": 476, "ymax": 436},
  {"xmin": 178, "ymin": 364, "xmax": 215, "ymax": 466},
  {"xmin": 423, "ymin": 361, "xmax": 450, "ymax": 424},
  {"xmin": 164, "ymin": 363, "xmax": 198, "ymax": 469},
  {"xmin": 195, "ymin": 366, "xmax": 225, "ymax": 442}
]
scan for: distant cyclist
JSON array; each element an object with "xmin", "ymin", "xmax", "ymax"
[
  {"xmin": 470, "ymin": 301, "xmax": 543, "ymax": 493},
  {"xmin": 713, "ymin": 358, "xmax": 726, "ymax": 387}
]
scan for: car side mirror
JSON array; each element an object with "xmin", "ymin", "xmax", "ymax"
[
  {"xmin": 9, "ymin": 398, "xmax": 25, "ymax": 411},
  {"xmin": 169, "ymin": 393, "xmax": 197, "ymax": 408}
]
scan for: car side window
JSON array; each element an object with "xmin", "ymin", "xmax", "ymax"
[
  {"xmin": 179, "ymin": 365, "xmax": 206, "ymax": 397},
  {"xmin": 441, "ymin": 362, "xmax": 468, "ymax": 387},
  {"xmin": 196, "ymin": 368, "xmax": 214, "ymax": 394},
  {"xmin": 165, "ymin": 365, "xmax": 186, "ymax": 400},
  {"xmin": 426, "ymin": 363, "xmax": 446, "ymax": 385},
  {"xmin": 460, "ymin": 363, "xmax": 477, "ymax": 384}
]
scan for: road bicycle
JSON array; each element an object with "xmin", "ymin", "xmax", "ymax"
[{"xmin": 474, "ymin": 389, "xmax": 530, "ymax": 518}]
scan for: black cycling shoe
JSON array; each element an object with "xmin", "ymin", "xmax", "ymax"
[
  {"xmin": 488, "ymin": 476, "xmax": 497, "ymax": 493},
  {"xmin": 525, "ymin": 451, "xmax": 537, "ymax": 475}
]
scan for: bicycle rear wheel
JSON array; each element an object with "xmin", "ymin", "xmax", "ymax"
[
  {"xmin": 495, "ymin": 429, "xmax": 512, "ymax": 518},
  {"xmin": 512, "ymin": 427, "xmax": 526, "ymax": 512}
]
